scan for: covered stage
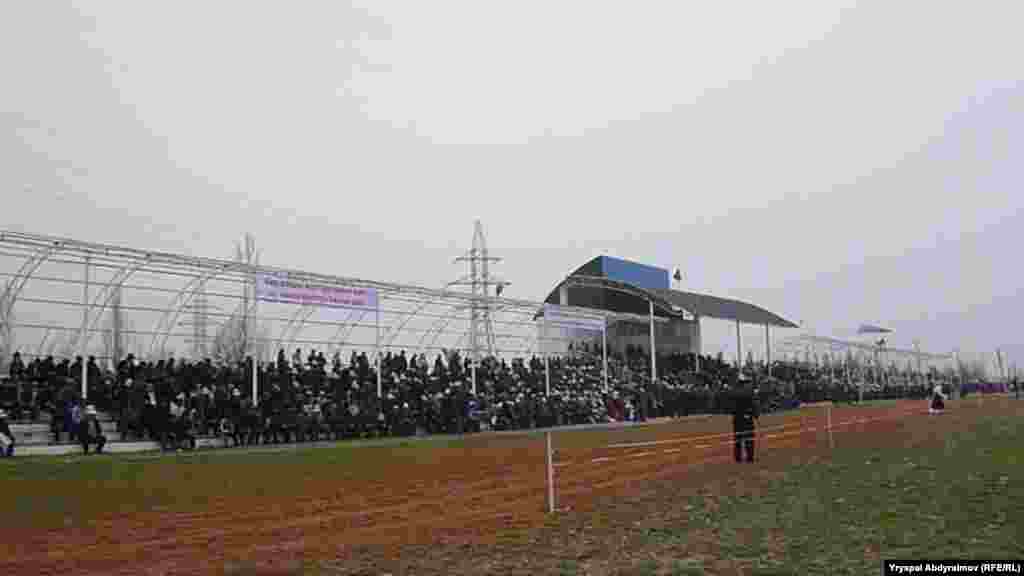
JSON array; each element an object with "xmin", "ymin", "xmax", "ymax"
[{"xmin": 538, "ymin": 256, "xmax": 798, "ymax": 372}]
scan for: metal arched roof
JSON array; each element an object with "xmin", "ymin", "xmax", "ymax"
[
  {"xmin": 539, "ymin": 259, "xmax": 798, "ymax": 328},
  {"xmin": 647, "ymin": 288, "xmax": 798, "ymax": 328}
]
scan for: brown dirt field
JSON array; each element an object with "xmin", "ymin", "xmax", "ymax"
[{"xmin": 1, "ymin": 398, "xmax": 1008, "ymax": 576}]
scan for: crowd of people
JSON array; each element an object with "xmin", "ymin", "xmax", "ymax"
[{"xmin": 0, "ymin": 342, "xmax": 994, "ymax": 455}]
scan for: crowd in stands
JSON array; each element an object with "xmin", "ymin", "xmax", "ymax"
[{"xmin": 0, "ymin": 342, "xmax": 992, "ymax": 454}]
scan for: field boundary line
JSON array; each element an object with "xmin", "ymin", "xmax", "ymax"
[
  {"xmin": 560, "ymin": 404, "xmax": 929, "ymax": 468},
  {"xmin": 604, "ymin": 399, "xmax": 930, "ymax": 450}
]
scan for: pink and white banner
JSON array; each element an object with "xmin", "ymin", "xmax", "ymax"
[{"xmin": 255, "ymin": 273, "xmax": 378, "ymax": 310}]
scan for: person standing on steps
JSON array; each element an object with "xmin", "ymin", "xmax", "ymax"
[{"xmin": 78, "ymin": 405, "xmax": 107, "ymax": 455}]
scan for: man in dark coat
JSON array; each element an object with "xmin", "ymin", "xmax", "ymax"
[
  {"xmin": 78, "ymin": 404, "xmax": 107, "ymax": 454},
  {"xmin": 117, "ymin": 379, "xmax": 140, "ymax": 440},
  {"xmin": 731, "ymin": 375, "xmax": 759, "ymax": 463},
  {"xmin": 8, "ymin": 352, "xmax": 25, "ymax": 380}
]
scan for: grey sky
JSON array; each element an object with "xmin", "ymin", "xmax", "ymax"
[{"xmin": 2, "ymin": 1, "xmax": 1021, "ymax": 370}]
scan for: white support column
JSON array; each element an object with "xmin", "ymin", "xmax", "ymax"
[
  {"xmin": 80, "ymin": 256, "xmax": 90, "ymax": 400},
  {"xmin": 648, "ymin": 300, "xmax": 656, "ymax": 385},
  {"xmin": 545, "ymin": 350, "xmax": 551, "ymax": 397},
  {"xmin": 543, "ymin": 312, "xmax": 551, "ymax": 396},
  {"xmin": 471, "ymin": 359, "xmax": 477, "ymax": 395},
  {"xmin": 694, "ymin": 315, "xmax": 701, "ymax": 374},
  {"xmin": 252, "ymin": 357, "xmax": 258, "ymax": 406},
  {"xmin": 859, "ymin": 353, "xmax": 865, "ymax": 403},
  {"xmin": 736, "ymin": 320, "xmax": 742, "ymax": 370},
  {"xmin": 602, "ymin": 317, "xmax": 608, "ymax": 393},
  {"xmin": 843, "ymin": 344, "xmax": 851, "ymax": 385},
  {"xmin": 917, "ymin": 338, "xmax": 925, "ymax": 383},
  {"xmin": 765, "ymin": 324, "xmax": 771, "ymax": 377},
  {"xmin": 375, "ymin": 301, "xmax": 382, "ymax": 398}
]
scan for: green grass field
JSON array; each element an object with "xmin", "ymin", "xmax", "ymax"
[
  {"xmin": 669, "ymin": 415, "xmax": 1022, "ymax": 574},
  {"xmin": 0, "ymin": 437, "xmax": 464, "ymax": 530},
  {"xmin": 2, "ymin": 399, "xmax": 1020, "ymax": 575},
  {"xmin": 533, "ymin": 407, "xmax": 1024, "ymax": 576}
]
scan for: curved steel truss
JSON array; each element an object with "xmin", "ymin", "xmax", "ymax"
[{"xmin": 0, "ymin": 230, "xmax": 610, "ymax": 368}]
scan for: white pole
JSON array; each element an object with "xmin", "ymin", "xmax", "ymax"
[
  {"xmin": 80, "ymin": 256, "xmax": 90, "ymax": 400},
  {"xmin": 544, "ymin": 314, "xmax": 551, "ymax": 396},
  {"xmin": 602, "ymin": 318, "xmax": 608, "ymax": 393},
  {"xmin": 546, "ymin": 431, "xmax": 555, "ymax": 514},
  {"xmin": 765, "ymin": 324, "xmax": 771, "ymax": 378},
  {"xmin": 694, "ymin": 315, "xmax": 701, "ymax": 374},
  {"xmin": 545, "ymin": 351, "xmax": 551, "ymax": 397},
  {"xmin": 648, "ymin": 299, "xmax": 656, "ymax": 385},
  {"xmin": 252, "ymin": 356, "xmax": 258, "ymax": 406},
  {"xmin": 736, "ymin": 320, "xmax": 742, "ymax": 370},
  {"xmin": 846, "ymin": 349, "xmax": 852, "ymax": 388},
  {"xmin": 471, "ymin": 359, "xmax": 477, "ymax": 395},
  {"xmin": 827, "ymin": 403, "xmax": 834, "ymax": 450},
  {"xmin": 859, "ymin": 356, "xmax": 865, "ymax": 404},
  {"xmin": 376, "ymin": 300, "xmax": 382, "ymax": 398}
]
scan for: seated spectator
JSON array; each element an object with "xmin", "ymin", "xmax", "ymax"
[{"xmin": 0, "ymin": 408, "xmax": 14, "ymax": 457}]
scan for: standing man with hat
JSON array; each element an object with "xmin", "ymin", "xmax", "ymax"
[{"xmin": 732, "ymin": 373, "xmax": 760, "ymax": 463}]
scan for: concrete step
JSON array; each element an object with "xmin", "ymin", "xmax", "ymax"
[
  {"xmin": 17, "ymin": 436, "xmax": 228, "ymax": 456},
  {"xmin": 10, "ymin": 423, "xmax": 53, "ymax": 445},
  {"xmin": 12, "ymin": 433, "xmax": 129, "ymax": 446},
  {"xmin": 11, "ymin": 422, "xmax": 126, "ymax": 446},
  {"xmin": 9, "ymin": 411, "xmax": 116, "ymax": 426}
]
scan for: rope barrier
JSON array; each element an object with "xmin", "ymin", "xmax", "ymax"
[
  {"xmin": 604, "ymin": 398, "xmax": 938, "ymax": 451},
  {"xmin": 554, "ymin": 402, "xmax": 928, "ymax": 469}
]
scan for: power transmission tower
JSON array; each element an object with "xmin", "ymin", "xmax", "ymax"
[
  {"xmin": 102, "ymin": 285, "xmax": 123, "ymax": 370},
  {"xmin": 178, "ymin": 284, "xmax": 209, "ymax": 359},
  {"xmin": 112, "ymin": 285, "xmax": 123, "ymax": 366},
  {"xmin": 195, "ymin": 285, "xmax": 207, "ymax": 358},
  {"xmin": 234, "ymin": 233, "xmax": 259, "ymax": 360},
  {"xmin": 451, "ymin": 220, "xmax": 509, "ymax": 364}
]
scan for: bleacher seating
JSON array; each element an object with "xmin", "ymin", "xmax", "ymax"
[{"xmin": 0, "ymin": 346, "xmax": 959, "ymax": 456}]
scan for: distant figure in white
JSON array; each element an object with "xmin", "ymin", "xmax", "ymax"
[{"xmin": 929, "ymin": 384, "xmax": 947, "ymax": 414}]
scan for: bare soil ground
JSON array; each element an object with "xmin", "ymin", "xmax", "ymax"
[{"xmin": 1, "ymin": 396, "xmax": 1018, "ymax": 576}]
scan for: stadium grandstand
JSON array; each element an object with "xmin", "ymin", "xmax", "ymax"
[{"xmin": 0, "ymin": 228, "xmax": 1003, "ymax": 457}]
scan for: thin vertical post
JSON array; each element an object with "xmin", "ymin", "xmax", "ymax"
[
  {"xmin": 602, "ymin": 317, "xmax": 608, "ymax": 393},
  {"xmin": 80, "ymin": 256, "xmax": 90, "ymax": 400},
  {"xmin": 375, "ymin": 300, "xmax": 382, "ymax": 398},
  {"xmin": 546, "ymin": 431, "xmax": 555, "ymax": 513},
  {"xmin": 545, "ymin": 350, "xmax": 551, "ymax": 397},
  {"xmin": 736, "ymin": 320, "xmax": 742, "ymax": 370},
  {"xmin": 846, "ymin": 349, "xmax": 852, "ymax": 388},
  {"xmin": 471, "ymin": 359, "xmax": 477, "ymax": 395},
  {"xmin": 694, "ymin": 315, "xmax": 701, "ymax": 374},
  {"xmin": 915, "ymin": 341, "xmax": 923, "ymax": 385},
  {"xmin": 252, "ymin": 357, "xmax": 258, "ymax": 406},
  {"xmin": 544, "ymin": 314, "xmax": 551, "ymax": 396},
  {"xmin": 827, "ymin": 403, "xmax": 834, "ymax": 450},
  {"xmin": 648, "ymin": 300, "xmax": 656, "ymax": 385},
  {"xmin": 765, "ymin": 324, "xmax": 771, "ymax": 378}
]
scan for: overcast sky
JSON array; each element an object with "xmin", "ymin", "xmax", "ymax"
[{"xmin": 2, "ymin": 1, "xmax": 1021, "ymax": 371}]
